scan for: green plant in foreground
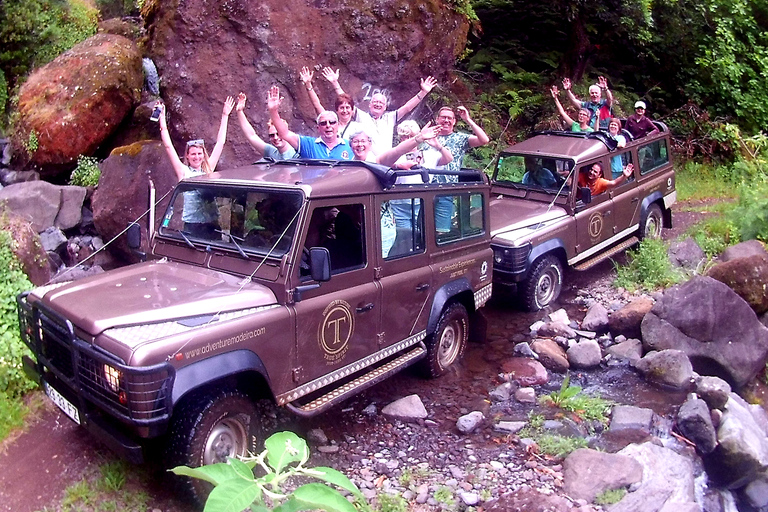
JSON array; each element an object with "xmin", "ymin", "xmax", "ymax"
[
  {"xmin": 0, "ymin": 391, "xmax": 28, "ymax": 441},
  {"xmin": 433, "ymin": 486, "xmax": 455, "ymax": 507},
  {"xmin": 377, "ymin": 493, "xmax": 408, "ymax": 512},
  {"xmin": 98, "ymin": 460, "xmax": 127, "ymax": 492},
  {"xmin": 613, "ymin": 238, "xmax": 683, "ymax": 292},
  {"xmin": 595, "ymin": 488, "xmax": 627, "ymax": 505},
  {"xmin": 69, "ymin": 155, "xmax": 101, "ymax": 187},
  {"xmin": 539, "ymin": 373, "xmax": 613, "ymax": 423},
  {"xmin": 173, "ymin": 431, "xmax": 365, "ymax": 512}
]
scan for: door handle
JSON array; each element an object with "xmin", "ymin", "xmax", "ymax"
[
  {"xmin": 416, "ymin": 283, "xmax": 430, "ymax": 291},
  {"xmin": 356, "ymin": 303, "xmax": 375, "ymax": 313},
  {"xmin": 631, "ymin": 197, "xmax": 640, "ymax": 203}
]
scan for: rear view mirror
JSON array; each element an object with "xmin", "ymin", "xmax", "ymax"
[
  {"xmin": 309, "ymin": 247, "xmax": 331, "ymax": 282},
  {"xmin": 579, "ymin": 187, "xmax": 592, "ymax": 204}
]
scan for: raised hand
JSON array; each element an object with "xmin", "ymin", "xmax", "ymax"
[
  {"xmin": 322, "ymin": 67, "xmax": 340, "ymax": 83},
  {"xmin": 267, "ymin": 86, "xmax": 282, "ymax": 111},
  {"xmin": 597, "ymin": 76, "xmax": 608, "ymax": 89},
  {"xmin": 418, "ymin": 121, "xmax": 441, "ymax": 142},
  {"xmin": 236, "ymin": 92, "xmax": 247, "ymax": 112},
  {"xmin": 300, "ymin": 66, "xmax": 314, "ymax": 84},
  {"xmin": 420, "ymin": 76, "xmax": 438, "ymax": 94},
  {"xmin": 562, "ymin": 78, "xmax": 572, "ymax": 90},
  {"xmin": 222, "ymin": 96, "xmax": 235, "ymax": 116},
  {"xmin": 550, "ymin": 85, "xmax": 559, "ymax": 97},
  {"xmin": 623, "ymin": 163, "xmax": 634, "ymax": 178},
  {"xmin": 457, "ymin": 106, "xmax": 470, "ymax": 121}
]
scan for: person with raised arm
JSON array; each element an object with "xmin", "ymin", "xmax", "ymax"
[
  {"xmin": 266, "ymin": 85, "xmax": 353, "ymax": 160},
  {"xmin": 348, "ymin": 122, "xmax": 445, "ymax": 167},
  {"xmin": 562, "ymin": 76, "xmax": 613, "ymax": 130},
  {"xmin": 551, "ymin": 85, "xmax": 595, "ymax": 132},
  {"xmin": 321, "ymin": 67, "xmax": 438, "ymax": 154},
  {"xmin": 235, "ymin": 92, "xmax": 296, "ymax": 160},
  {"xmin": 299, "ymin": 67, "xmax": 363, "ymax": 141},
  {"xmin": 433, "ymin": 106, "xmax": 490, "ymax": 180}
]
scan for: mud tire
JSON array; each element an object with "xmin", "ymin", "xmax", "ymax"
[
  {"xmin": 420, "ymin": 303, "xmax": 468, "ymax": 378},
  {"xmin": 640, "ymin": 203, "xmax": 663, "ymax": 240},
  {"xmin": 520, "ymin": 255, "xmax": 563, "ymax": 311}
]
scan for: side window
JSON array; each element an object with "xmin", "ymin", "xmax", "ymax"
[
  {"xmin": 638, "ymin": 139, "xmax": 669, "ymax": 175},
  {"xmin": 303, "ymin": 204, "xmax": 366, "ymax": 276},
  {"xmin": 435, "ymin": 193, "xmax": 485, "ymax": 245},
  {"xmin": 611, "ymin": 151, "xmax": 634, "ymax": 182},
  {"xmin": 382, "ymin": 198, "xmax": 425, "ymax": 259}
]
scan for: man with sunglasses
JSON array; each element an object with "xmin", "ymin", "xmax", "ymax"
[
  {"xmin": 267, "ymin": 86, "xmax": 353, "ymax": 160},
  {"xmin": 625, "ymin": 100, "xmax": 660, "ymax": 139},
  {"xmin": 236, "ymin": 92, "xmax": 297, "ymax": 160}
]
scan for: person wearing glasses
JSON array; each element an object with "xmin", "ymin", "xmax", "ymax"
[
  {"xmin": 267, "ymin": 85, "xmax": 353, "ymax": 160},
  {"xmin": 235, "ymin": 92, "xmax": 296, "ymax": 160},
  {"xmin": 299, "ymin": 67, "xmax": 364, "ymax": 141},
  {"xmin": 156, "ymin": 97, "xmax": 235, "ymax": 237},
  {"xmin": 550, "ymin": 85, "xmax": 595, "ymax": 132},
  {"xmin": 625, "ymin": 100, "xmax": 660, "ymax": 139}
]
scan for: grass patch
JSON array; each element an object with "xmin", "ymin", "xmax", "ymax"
[
  {"xmin": 595, "ymin": 488, "xmax": 627, "ymax": 505},
  {"xmin": 539, "ymin": 373, "xmax": 613, "ymax": 424},
  {"xmin": 536, "ymin": 434, "xmax": 588, "ymax": 458},
  {"xmin": 614, "ymin": 238, "xmax": 684, "ymax": 292},
  {"xmin": 0, "ymin": 391, "xmax": 28, "ymax": 442},
  {"xmin": 685, "ymin": 216, "xmax": 741, "ymax": 258},
  {"xmin": 675, "ymin": 161, "xmax": 738, "ymax": 202}
]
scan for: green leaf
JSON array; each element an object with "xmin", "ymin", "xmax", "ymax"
[
  {"xmin": 291, "ymin": 483, "xmax": 358, "ymax": 512},
  {"xmin": 228, "ymin": 457, "xmax": 256, "ymax": 481},
  {"xmin": 170, "ymin": 463, "xmax": 239, "ymax": 486},
  {"xmin": 204, "ymin": 479, "xmax": 262, "ymax": 512},
  {"xmin": 304, "ymin": 467, "xmax": 363, "ymax": 498},
  {"xmin": 272, "ymin": 496, "xmax": 311, "ymax": 512},
  {"xmin": 264, "ymin": 431, "xmax": 309, "ymax": 473}
]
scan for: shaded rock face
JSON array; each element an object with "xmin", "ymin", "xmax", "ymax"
[
  {"xmin": 143, "ymin": 0, "xmax": 469, "ymax": 168},
  {"xmin": 92, "ymin": 141, "xmax": 177, "ymax": 263},
  {"xmin": 15, "ymin": 34, "xmax": 142, "ymax": 174},
  {"xmin": 2, "ymin": 214, "xmax": 51, "ymax": 286},
  {"xmin": 707, "ymin": 253, "xmax": 768, "ymax": 314},
  {"xmin": 640, "ymin": 276, "xmax": 768, "ymax": 388}
]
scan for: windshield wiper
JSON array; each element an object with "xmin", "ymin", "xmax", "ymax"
[
  {"xmin": 216, "ymin": 229, "xmax": 249, "ymax": 259},
  {"xmin": 165, "ymin": 228, "xmax": 196, "ymax": 249}
]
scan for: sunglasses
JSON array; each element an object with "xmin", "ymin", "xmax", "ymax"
[
  {"xmin": 268, "ymin": 132, "xmax": 280, "ymax": 138},
  {"xmin": 187, "ymin": 139, "xmax": 205, "ymax": 147},
  {"xmin": 318, "ymin": 120, "xmax": 338, "ymax": 127}
]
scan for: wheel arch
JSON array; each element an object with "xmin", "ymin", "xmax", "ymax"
[
  {"xmin": 640, "ymin": 192, "xmax": 669, "ymax": 228},
  {"xmin": 527, "ymin": 238, "xmax": 568, "ymax": 270},
  {"xmin": 426, "ymin": 278, "xmax": 475, "ymax": 335},
  {"xmin": 171, "ymin": 349, "xmax": 273, "ymax": 407}
]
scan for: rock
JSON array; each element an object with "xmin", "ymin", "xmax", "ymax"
[
  {"xmin": 608, "ymin": 297, "xmax": 654, "ymax": 339},
  {"xmin": 695, "ymin": 376, "xmax": 731, "ymax": 411},
  {"xmin": 514, "ymin": 387, "xmax": 536, "ymax": 403},
  {"xmin": 495, "ymin": 421, "xmax": 526, "ymax": 434},
  {"xmin": 306, "ymin": 428, "xmax": 328, "ymax": 444},
  {"xmin": 548, "ymin": 308, "xmax": 570, "ymax": 325},
  {"xmin": 657, "ymin": 503, "xmax": 701, "ymax": 512},
  {"xmin": 562, "ymin": 449, "xmax": 643, "ymax": 503},
  {"xmin": 720, "ymin": 240, "xmax": 768, "ymax": 263},
  {"xmin": 743, "ymin": 474, "xmax": 768, "ymax": 510},
  {"xmin": 55, "ymin": 186, "xmax": 87, "ymax": 230},
  {"xmin": 677, "ymin": 397, "xmax": 717, "ymax": 455},
  {"xmin": 581, "ymin": 302, "xmax": 610, "ymax": 332},
  {"xmin": 530, "ymin": 338, "xmax": 569, "ymax": 372},
  {"xmin": 706, "ymin": 393, "xmax": 768, "ymax": 489},
  {"xmin": 667, "ymin": 237, "xmax": 705, "ymax": 271},
  {"xmin": 456, "ymin": 411, "xmax": 484, "ymax": 434},
  {"xmin": 610, "ymin": 405, "xmax": 654, "ymax": 435},
  {"xmin": 611, "ymin": 442, "xmax": 696, "ymax": 512},
  {"xmin": 144, "ymin": 0, "xmax": 469, "ymax": 169},
  {"xmin": 14, "ymin": 34, "xmax": 142, "ymax": 173},
  {"xmin": 485, "ymin": 488, "xmax": 573, "ymax": 512},
  {"xmin": 634, "ymin": 349, "xmax": 694, "ymax": 389},
  {"xmin": 0, "ymin": 181, "xmax": 61, "ymax": 232},
  {"xmin": 566, "ymin": 339, "xmax": 602, "ymax": 369},
  {"xmin": 536, "ymin": 321, "xmax": 577, "ymax": 339},
  {"xmin": 0, "ymin": 213, "xmax": 51, "ymax": 285},
  {"xmin": 381, "ymin": 394, "xmax": 428, "ymax": 421},
  {"xmin": 489, "ymin": 383, "xmax": 511, "ymax": 402},
  {"xmin": 606, "ymin": 338, "xmax": 642, "ymax": 364},
  {"xmin": 707, "ymin": 254, "xmax": 768, "ymax": 314},
  {"xmin": 39, "ymin": 227, "xmax": 68, "ymax": 253},
  {"xmin": 640, "ymin": 276, "xmax": 768, "ymax": 388},
  {"xmin": 512, "ymin": 341, "xmax": 538, "ymax": 359},
  {"xmin": 92, "ymin": 141, "xmax": 177, "ymax": 263},
  {"xmin": 500, "ymin": 357, "xmax": 548, "ymax": 386}
]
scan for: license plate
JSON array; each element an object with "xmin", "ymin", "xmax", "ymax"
[{"xmin": 44, "ymin": 381, "xmax": 81, "ymax": 425}]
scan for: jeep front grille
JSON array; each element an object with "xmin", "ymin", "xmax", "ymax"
[{"xmin": 492, "ymin": 244, "xmax": 531, "ymax": 273}]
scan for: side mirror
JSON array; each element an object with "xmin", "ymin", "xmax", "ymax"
[
  {"xmin": 308, "ymin": 247, "xmax": 331, "ymax": 282},
  {"xmin": 579, "ymin": 187, "xmax": 592, "ymax": 204},
  {"xmin": 126, "ymin": 223, "xmax": 146, "ymax": 261}
]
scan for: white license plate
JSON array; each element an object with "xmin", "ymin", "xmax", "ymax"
[{"xmin": 44, "ymin": 381, "xmax": 81, "ymax": 425}]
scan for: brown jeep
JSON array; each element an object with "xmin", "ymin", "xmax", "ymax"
[
  {"xmin": 17, "ymin": 160, "xmax": 492, "ymax": 499},
  {"xmin": 489, "ymin": 124, "xmax": 675, "ymax": 310}
]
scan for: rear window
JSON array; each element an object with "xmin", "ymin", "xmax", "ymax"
[{"xmin": 638, "ymin": 139, "xmax": 669, "ymax": 175}]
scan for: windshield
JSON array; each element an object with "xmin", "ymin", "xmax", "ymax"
[
  {"xmin": 159, "ymin": 185, "xmax": 304, "ymax": 257},
  {"xmin": 493, "ymin": 154, "xmax": 574, "ymax": 193}
]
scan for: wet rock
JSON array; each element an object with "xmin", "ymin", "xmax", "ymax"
[
  {"xmin": 720, "ymin": 240, "xmax": 768, "ymax": 262},
  {"xmin": 641, "ymin": 276, "xmax": 768, "ymax": 388},
  {"xmin": 489, "ymin": 383, "xmax": 512, "ymax": 402},
  {"xmin": 695, "ymin": 376, "xmax": 731, "ymax": 411},
  {"xmin": 317, "ymin": 445, "xmax": 340, "ymax": 454},
  {"xmin": 634, "ymin": 349, "xmax": 694, "ymax": 389},
  {"xmin": 743, "ymin": 474, "xmax": 768, "ymax": 510},
  {"xmin": 531, "ymin": 338, "xmax": 569, "ymax": 372},
  {"xmin": 460, "ymin": 491, "xmax": 480, "ymax": 506},
  {"xmin": 537, "ymin": 321, "xmax": 577, "ymax": 339},
  {"xmin": 606, "ymin": 338, "xmax": 642, "ymax": 364},
  {"xmin": 39, "ymin": 227, "xmax": 68, "ymax": 253},
  {"xmin": 500, "ymin": 357, "xmax": 548, "ymax": 386},
  {"xmin": 548, "ymin": 308, "xmax": 570, "ymax": 325},
  {"xmin": 456, "ymin": 411, "xmax": 485, "ymax": 434},
  {"xmin": 707, "ymin": 254, "xmax": 768, "ymax": 314},
  {"xmin": 485, "ymin": 488, "xmax": 573, "ymax": 512},
  {"xmin": 656, "ymin": 503, "xmax": 701, "ymax": 512},
  {"xmin": 512, "ymin": 341, "xmax": 538, "ymax": 359},
  {"xmin": 562, "ymin": 448, "xmax": 642, "ymax": 502},
  {"xmin": 667, "ymin": 237, "xmax": 705, "ymax": 271},
  {"xmin": 610, "ymin": 405, "xmax": 654, "ymax": 436},
  {"xmin": 608, "ymin": 297, "xmax": 653, "ymax": 339},
  {"xmin": 381, "ymin": 394, "xmax": 428, "ymax": 421},
  {"xmin": 514, "ymin": 387, "xmax": 536, "ymax": 403},
  {"xmin": 495, "ymin": 421, "xmax": 526, "ymax": 434},
  {"xmin": 677, "ymin": 397, "xmax": 717, "ymax": 455},
  {"xmin": 581, "ymin": 302, "xmax": 609, "ymax": 332},
  {"xmin": 566, "ymin": 339, "xmax": 602, "ymax": 369}
]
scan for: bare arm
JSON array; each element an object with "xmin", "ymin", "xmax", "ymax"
[
  {"xmin": 605, "ymin": 163, "xmax": 634, "ymax": 187},
  {"xmin": 377, "ymin": 123, "xmax": 440, "ymax": 167},
  {"xmin": 156, "ymin": 102, "xmax": 188, "ymax": 181},
  {"xmin": 551, "ymin": 86, "xmax": 575, "ymax": 126},
  {"xmin": 300, "ymin": 67, "xmax": 325, "ymax": 116},
  {"xmin": 322, "ymin": 67, "xmax": 344, "ymax": 95},
  {"xmin": 235, "ymin": 93, "xmax": 267, "ymax": 155},
  {"xmin": 266, "ymin": 86, "xmax": 300, "ymax": 150},
  {"xmin": 457, "ymin": 106, "xmax": 490, "ymax": 147},
  {"xmin": 562, "ymin": 78, "xmax": 582, "ymax": 109},
  {"xmin": 208, "ymin": 96, "xmax": 235, "ymax": 171},
  {"xmin": 425, "ymin": 134, "xmax": 453, "ymax": 166},
  {"xmin": 598, "ymin": 76, "xmax": 613, "ymax": 107},
  {"xmin": 395, "ymin": 76, "xmax": 437, "ymax": 121}
]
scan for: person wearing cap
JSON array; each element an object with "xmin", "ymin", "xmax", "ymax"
[{"xmin": 626, "ymin": 100, "xmax": 660, "ymax": 139}]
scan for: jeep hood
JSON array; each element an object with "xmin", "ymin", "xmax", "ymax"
[
  {"xmin": 33, "ymin": 260, "xmax": 278, "ymax": 335},
  {"xmin": 489, "ymin": 197, "xmax": 568, "ymax": 237}
]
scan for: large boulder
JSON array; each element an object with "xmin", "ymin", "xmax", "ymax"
[
  {"xmin": 142, "ymin": 0, "xmax": 471, "ymax": 169},
  {"xmin": 1, "ymin": 213, "xmax": 51, "ymax": 286},
  {"xmin": 640, "ymin": 276, "xmax": 768, "ymax": 388},
  {"xmin": 720, "ymin": 239, "xmax": 768, "ymax": 263},
  {"xmin": 0, "ymin": 182, "xmax": 87, "ymax": 233},
  {"xmin": 562, "ymin": 449, "xmax": 643, "ymax": 503},
  {"xmin": 608, "ymin": 297, "xmax": 653, "ymax": 339},
  {"xmin": 707, "ymin": 253, "xmax": 768, "ymax": 314},
  {"xmin": 14, "ymin": 34, "xmax": 142, "ymax": 175},
  {"xmin": 92, "ymin": 141, "xmax": 177, "ymax": 263}
]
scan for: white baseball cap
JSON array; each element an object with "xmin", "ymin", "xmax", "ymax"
[{"xmin": 634, "ymin": 101, "xmax": 647, "ymax": 109}]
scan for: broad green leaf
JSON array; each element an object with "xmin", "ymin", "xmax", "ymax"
[
  {"xmin": 264, "ymin": 431, "xmax": 309, "ymax": 472},
  {"xmin": 204, "ymin": 478, "xmax": 261, "ymax": 512},
  {"xmin": 250, "ymin": 504, "xmax": 271, "ymax": 512},
  {"xmin": 291, "ymin": 483, "xmax": 358, "ymax": 512},
  {"xmin": 171, "ymin": 463, "xmax": 239, "ymax": 486},
  {"xmin": 272, "ymin": 496, "xmax": 311, "ymax": 512},
  {"xmin": 305, "ymin": 467, "xmax": 363, "ymax": 498},
  {"xmin": 228, "ymin": 456, "xmax": 256, "ymax": 481}
]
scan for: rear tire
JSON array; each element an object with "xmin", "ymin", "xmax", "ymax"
[
  {"xmin": 420, "ymin": 303, "xmax": 468, "ymax": 378},
  {"xmin": 640, "ymin": 203, "xmax": 663, "ymax": 240},
  {"xmin": 520, "ymin": 255, "xmax": 563, "ymax": 311},
  {"xmin": 165, "ymin": 389, "xmax": 260, "ymax": 507}
]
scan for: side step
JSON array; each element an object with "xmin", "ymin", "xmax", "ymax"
[
  {"xmin": 573, "ymin": 236, "xmax": 639, "ymax": 271},
  {"xmin": 285, "ymin": 345, "xmax": 426, "ymax": 417}
]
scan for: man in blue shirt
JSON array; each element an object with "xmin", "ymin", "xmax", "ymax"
[
  {"xmin": 562, "ymin": 76, "xmax": 614, "ymax": 130},
  {"xmin": 267, "ymin": 86, "xmax": 353, "ymax": 160}
]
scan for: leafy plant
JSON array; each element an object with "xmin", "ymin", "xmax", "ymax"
[
  {"xmin": 536, "ymin": 433, "xmax": 588, "ymax": 458},
  {"xmin": 24, "ymin": 130, "xmax": 38, "ymax": 154},
  {"xmin": 98, "ymin": 460, "xmax": 128, "ymax": 492},
  {"xmin": 0, "ymin": 391, "xmax": 28, "ymax": 441},
  {"xmin": 614, "ymin": 238, "xmax": 683, "ymax": 292},
  {"xmin": 172, "ymin": 431, "xmax": 366, "ymax": 512},
  {"xmin": 729, "ymin": 179, "xmax": 768, "ymax": 243},
  {"xmin": 69, "ymin": 154, "xmax": 101, "ymax": 187},
  {"xmin": 433, "ymin": 486, "xmax": 455, "ymax": 507},
  {"xmin": 539, "ymin": 373, "xmax": 613, "ymax": 423},
  {"xmin": 541, "ymin": 372, "xmax": 581, "ymax": 408},
  {"xmin": 377, "ymin": 493, "xmax": 407, "ymax": 512},
  {"xmin": 595, "ymin": 488, "xmax": 627, "ymax": 505}
]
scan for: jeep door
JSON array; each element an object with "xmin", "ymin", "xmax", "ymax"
[
  {"xmin": 572, "ymin": 160, "xmax": 619, "ymax": 261},
  {"xmin": 290, "ymin": 199, "xmax": 380, "ymax": 384},
  {"xmin": 608, "ymin": 149, "xmax": 641, "ymax": 235},
  {"xmin": 377, "ymin": 194, "xmax": 432, "ymax": 349}
]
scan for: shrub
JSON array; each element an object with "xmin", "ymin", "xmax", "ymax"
[
  {"xmin": 687, "ymin": 216, "xmax": 740, "ymax": 258},
  {"xmin": 729, "ymin": 179, "xmax": 768, "ymax": 243},
  {"xmin": 69, "ymin": 154, "xmax": 101, "ymax": 187},
  {"xmin": 614, "ymin": 238, "xmax": 683, "ymax": 292}
]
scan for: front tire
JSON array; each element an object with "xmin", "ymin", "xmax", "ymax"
[
  {"xmin": 520, "ymin": 255, "xmax": 563, "ymax": 311},
  {"xmin": 166, "ymin": 389, "xmax": 260, "ymax": 506},
  {"xmin": 421, "ymin": 303, "xmax": 468, "ymax": 378},
  {"xmin": 640, "ymin": 203, "xmax": 663, "ymax": 240}
]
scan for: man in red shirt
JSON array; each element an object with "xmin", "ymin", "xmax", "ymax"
[{"xmin": 625, "ymin": 101, "xmax": 660, "ymax": 139}]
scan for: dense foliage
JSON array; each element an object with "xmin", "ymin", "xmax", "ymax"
[{"xmin": 70, "ymin": 155, "xmax": 102, "ymax": 187}]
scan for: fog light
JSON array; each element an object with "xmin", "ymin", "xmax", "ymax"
[{"xmin": 103, "ymin": 364, "xmax": 122, "ymax": 393}]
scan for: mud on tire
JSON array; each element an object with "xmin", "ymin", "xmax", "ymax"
[
  {"xmin": 519, "ymin": 255, "xmax": 563, "ymax": 312},
  {"xmin": 420, "ymin": 302, "xmax": 468, "ymax": 378}
]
